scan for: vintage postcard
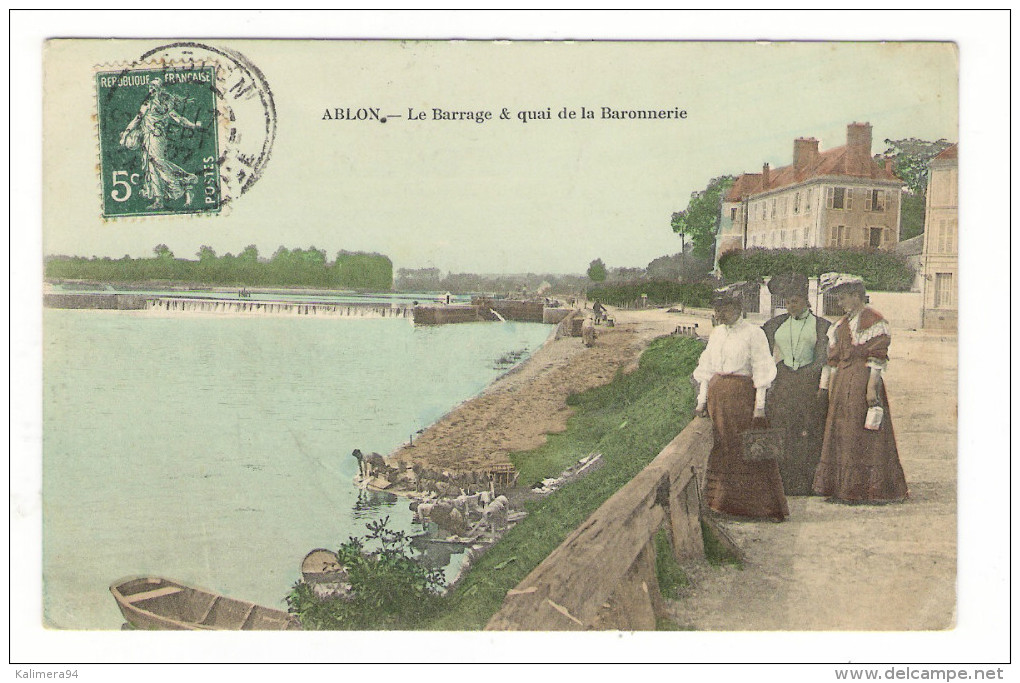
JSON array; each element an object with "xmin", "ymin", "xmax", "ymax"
[{"xmin": 12, "ymin": 17, "xmax": 1009, "ymax": 670}]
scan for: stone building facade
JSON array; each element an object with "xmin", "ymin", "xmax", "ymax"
[
  {"xmin": 715, "ymin": 123, "xmax": 905, "ymax": 270},
  {"xmin": 920, "ymin": 144, "xmax": 958, "ymax": 330}
]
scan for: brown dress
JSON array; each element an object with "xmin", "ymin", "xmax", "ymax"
[
  {"xmin": 704, "ymin": 374, "xmax": 790, "ymax": 520},
  {"xmin": 812, "ymin": 308, "xmax": 908, "ymax": 502}
]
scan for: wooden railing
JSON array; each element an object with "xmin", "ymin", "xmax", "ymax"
[{"xmin": 485, "ymin": 417, "xmax": 713, "ymax": 630}]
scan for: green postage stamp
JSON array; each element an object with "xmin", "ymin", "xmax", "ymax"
[{"xmin": 96, "ymin": 66, "xmax": 221, "ymax": 218}]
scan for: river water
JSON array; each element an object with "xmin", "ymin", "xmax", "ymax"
[{"xmin": 42, "ymin": 309, "xmax": 551, "ymax": 629}]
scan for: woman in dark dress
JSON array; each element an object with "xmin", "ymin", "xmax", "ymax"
[
  {"xmin": 813, "ymin": 274, "xmax": 908, "ymax": 503},
  {"xmin": 761, "ymin": 273, "xmax": 832, "ymax": 495}
]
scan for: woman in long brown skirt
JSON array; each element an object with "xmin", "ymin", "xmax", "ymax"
[
  {"xmin": 694, "ymin": 294, "xmax": 788, "ymax": 521},
  {"xmin": 813, "ymin": 274, "xmax": 908, "ymax": 503}
]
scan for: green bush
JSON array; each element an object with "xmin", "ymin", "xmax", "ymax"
[
  {"xmin": 588, "ymin": 280, "xmax": 714, "ymax": 308},
  {"xmin": 718, "ymin": 248, "xmax": 915, "ymax": 292},
  {"xmin": 285, "ymin": 517, "xmax": 445, "ymax": 630}
]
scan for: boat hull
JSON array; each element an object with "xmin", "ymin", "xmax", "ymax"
[{"xmin": 110, "ymin": 577, "xmax": 300, "ymax": 631}]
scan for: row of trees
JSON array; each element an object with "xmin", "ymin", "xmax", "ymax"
[{"xmin": 45, "ymin": 244, "xmax": 393, "ymax": 291}]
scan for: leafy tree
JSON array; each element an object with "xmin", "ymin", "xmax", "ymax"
[
  {"xmin": 646, "ymin": 247, "xmax": 714, "ymax": 282},
  {"xmin": 881, "ymin": 138, "xmax": 953, "ymax": 195},
  {"xmin": 587, "ymin": 258, "xmax": 607, "ymax": 282},
  {"xmin": 882, "ymin": 138, "xmax": 953, "ymax": 240},
  {"xmin": 238, "ymin": 244, "xmax": 259, "ymax": 262},
  {"xmin": 153, "ymin": 244, "xmax": 174, "ymax": 260},
  {"xmin": 899, "ymin": 193, "xmax": 927, "ymax": 241},
  {"xmin": 196, "ymin": 245, "xmax": 217, "ymax": 262},
  {"xmin": 671, "ymin": 175, "xmax": 735, "ymax": 259},
  {"xmin": 608, "ymin": 266, "xmax": 646, "ymax": 282}
]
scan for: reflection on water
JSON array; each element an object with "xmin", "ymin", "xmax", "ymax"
[
  {"xmin": 43, "ymin": 310, "xmax": 549, "ymax": 628},
  {"xmin": 351, "ymin": 488, "xmax": 398, "ymax": 520}
]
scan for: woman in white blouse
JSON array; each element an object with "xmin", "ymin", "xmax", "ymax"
[{"xmin": 693, "ymin": 295, "xmax": 789, "ymax": 521}]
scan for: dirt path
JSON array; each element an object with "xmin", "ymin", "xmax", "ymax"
[
  {"xmin": 669, "ymin": 328, "xmax": 957, "ymax": 630},
  {"xmin": 388, "ymin": 307, "xmax": 710, "ymax": 473}
]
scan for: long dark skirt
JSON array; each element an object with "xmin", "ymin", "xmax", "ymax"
[
  {"xmin": 766, "ymin": 363, "xmax": 827, "ymax": 495},
  {"xmin": 705, "ymin": 374, "xmax": 789, "ymax": 521},
  {"xmin": 813, "ymin": 360, "xmax": 908, "ymax": 502}
]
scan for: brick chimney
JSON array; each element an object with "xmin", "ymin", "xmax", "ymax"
[
  {"xmin": 847, "ymin": 122, "xmax": 873, "ymax": 169},
  {"xmin": 794, "ymin": 137, "xmax": 819, "ymax": 171},
  {"xmin": 762, "ymin": 163, "xmax": 770, "ymax": 189}
]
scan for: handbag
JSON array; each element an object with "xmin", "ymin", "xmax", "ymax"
[{"xmin": 741, "ymin": 427, "xmax": 786, "ymax": 462}]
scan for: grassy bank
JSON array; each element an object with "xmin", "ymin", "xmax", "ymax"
[{"xmin": 423, "ymin": 334, "xmax": 704, "ymax": 630}]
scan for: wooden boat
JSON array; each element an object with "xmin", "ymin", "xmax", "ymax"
[{"xmin": 110, "ymin": 576, "xmax": 301, "ymax": 631}]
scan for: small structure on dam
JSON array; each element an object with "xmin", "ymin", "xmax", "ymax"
[{"xmin": 412, "ymin": 298, "xmax": 572, "ymax": 326}]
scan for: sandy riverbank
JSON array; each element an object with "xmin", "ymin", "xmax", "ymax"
[{"xmin": 387, "ymin": 306, "xmax": 711, "ymax": 475}]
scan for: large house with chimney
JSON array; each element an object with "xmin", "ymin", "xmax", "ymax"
[{"xmin": 715, "ymin": 123, "xmax": 905, "ymax": 270}]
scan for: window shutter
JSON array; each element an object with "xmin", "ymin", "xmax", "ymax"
[
  {"xmin": 846, "ymin": 188, "xmax": 853, "ymax": 210},
  {"xmin": 865, "ymin": 191, "xmax": 872, "ymax": 211},
  {"xmin": 826, "ymin": 187, "xmax": 833, "ymax": 208}
]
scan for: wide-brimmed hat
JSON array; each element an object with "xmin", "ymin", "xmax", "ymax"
[
  {"xmin": 819, "ymin": 272, "xmax": 865, "ymax": 294},
  {"xmin": 711, "ymin": 284, "xmax": 743, "ymax": 309},
  {"xmin": 767, "ymin": 272, "xmax": 809, "ymax": 299}
]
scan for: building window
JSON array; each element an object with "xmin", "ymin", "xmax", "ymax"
[
  {"xmin": 827, "ymin": 186, "xmax": 853, "ymax": 210},
  {"xmin": 937, "ymin": 219, "xmax": 957, "ymax": 254},
  {"xmin": 803, "ymin": 228, "xmax": 810, "ymax": 247},
  {"xmin": 934, "ymin": 272, "xmax": 954, "ymax": 308},
  {"xmin": 771, "ymin": 198, "xmax": 776, "ymax": 219},
  {"xmin": 780, "ymin": 197, "xmax": 787, "ymax": 216},
  {"xmin": 793, "ymin": 192, "xmax": 801, "ymax": 214},
  {"xmin": 830, "ymin": 225, "xmax": 848, "ymax": 247},
  {"xmin": 865, "ymin": 189, "xmax": 885, "ymax": 212},
  {"xmin": 730, "ymin": 207, "xmax": 738, "ymax": 221},
  {"xmin": 805, "ymin": 189, "xmax": 812, "ymax": 213},
  {"xmin": 780, "ymin": 230, "xmax": 786, "ymax": 246},
  {"xmin": 869, "ymin": 227, "xmax": 883, "ymax": 248},
  {"xmin": 761, "ymin": 202, "xmax": 767, "ymax": 221}
]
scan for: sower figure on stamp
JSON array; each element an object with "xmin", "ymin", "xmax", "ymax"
[
  {"xmin": 813, "ymin": 274, "xmax": 908, "ymax": 503},
  {"xmin": 119, "ymin": 78, "xmax": 202, "ymax": 210},
  {"xmin": 694, "ymin": 291, "xmax": 788, "ymax": 521},
  {"xmin": 761, "ymin": 273, "xmax": 831, "ymax": 496}
]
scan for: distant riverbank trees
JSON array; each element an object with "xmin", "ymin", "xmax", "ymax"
[
  {"xmin": 44, "ymin": 244, "xmax": 394, "ymax": 291},
  {"xmin": 588, "ymin": 280, "xmax": 714, "ymax": 308},
  {"xmin": 394, "ymin": 268, "xmax": 590, "ymax": 296}
]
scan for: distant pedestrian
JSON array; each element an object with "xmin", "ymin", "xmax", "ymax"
[
  {"xmin": 693, "ymin": 293, "xmax": 788, "ymax": 520},
  {"xmin": 813, "ymin": 274, "xmax": 908, "ymax": 503}
]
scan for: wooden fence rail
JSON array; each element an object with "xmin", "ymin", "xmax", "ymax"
[{"xmin": 485, "ymin": 416, "xmax": 713, "ymax": 631}]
